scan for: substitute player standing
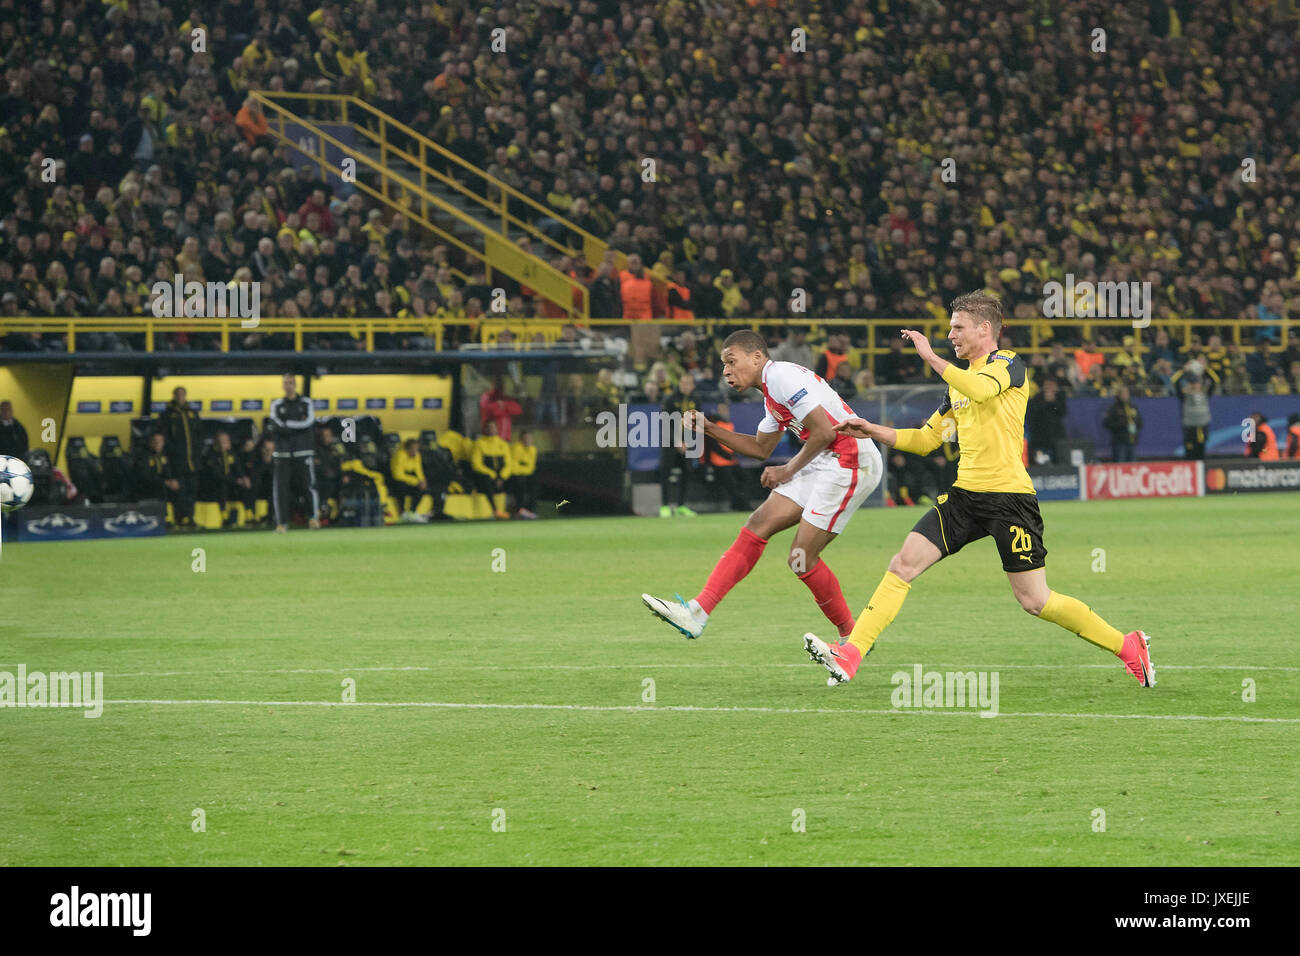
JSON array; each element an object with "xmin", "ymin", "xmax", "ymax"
[
  {"xmin": 803, "ymin": 292, "xmax": 1154, "ymax": 687},
  {"xmin": 642, "ymin": 330, "xmax": 883, "ymax": 640}
]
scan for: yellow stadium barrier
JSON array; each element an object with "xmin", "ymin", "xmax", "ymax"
[{"xmin": 2, "ymin": 317, "xmax": 1292, "ymax": 362}]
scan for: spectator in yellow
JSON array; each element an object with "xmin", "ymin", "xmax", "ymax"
[
  {"xmin": 307, "ymin": 6, "xmax": 343, "ymax": 45},
  {"xmin": 361, "ymin": 209, "xmax": 388, "ymax": 246},
  {"xmin": 336, "ymin": 33, "xmax": 375, "ymax": 95},
  {"xmin": 389, "ymin": 437, "xmax": 429, "ymax": 522},
  {"xmin": 713, "ymin": 269, "xmax": 743, "ymax": 317},
  {"xmin": 1111, "ymin": 335, "xmax": 1142, "ymax": 370},
  {"xmin": 242, "ymin": 33, "xmax": 274, "ymax": 71},
  {"xmin": 509, "ymin": 430, "xmax": 539, "ymax": 520},
  {"xmin": 339, "ymin": 448, "xmax": 399, "ymax": 524},
  {"xmin": 594, "ymin": 367, "xmax": 621, "ymax": 409},
  {"xmin": 435, "ymin": 289, "xmax": 466, "ymax": 321},
  {"xmin": 471, "ymin": 420, "xmax": 513, "ymax": 519}
]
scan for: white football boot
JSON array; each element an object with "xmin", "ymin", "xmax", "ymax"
[{"xmin": 641, "ymin": 593, "xmax": 706, "ymax": 639}]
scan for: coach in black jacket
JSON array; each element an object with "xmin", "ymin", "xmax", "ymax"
[
  {"xmin": 157, "ymin": 387, "xmax": 201, "ymax": 526},
  {"xmin": 268, "ymin": 373, "xmax": 320, "ymax": 531}
]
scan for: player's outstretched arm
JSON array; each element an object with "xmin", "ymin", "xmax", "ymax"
[
  {"xmin": 683, "ymin": 410, "xmax": 781, "ymax": 461},
  {"xmin": 835, "ymin": 417, "xmax": 896, "ymax": 444},
  {"xmin": 899, "ymin": 328, "xmax": 1004, "ymax": 404},
  {"xmin": 837, "ymin": 414, "xmax": 947, "ymax": 457}
]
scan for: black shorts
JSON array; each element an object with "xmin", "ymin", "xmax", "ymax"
[{"xmin": 912, "ymin": 486, "xmax": 1048, "ymax": 573}]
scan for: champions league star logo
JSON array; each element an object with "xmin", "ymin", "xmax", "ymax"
[
  {"xmin": 103, "ymin": 510, "xmax": 161, "ymax": 534},
  {"xmin": 25, "ymin": 513, "xmax": 90, "ymax": 536}
]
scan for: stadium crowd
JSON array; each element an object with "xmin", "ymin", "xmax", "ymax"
[
  {"xmin": 0, "ymin": 0, "xmax": 1297, "ymax": 358},
  {"xmin": 3, "ymin": 0, "xmax": 1299, "ymax": 527}
]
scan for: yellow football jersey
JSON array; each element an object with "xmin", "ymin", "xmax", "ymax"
[{"xmin": 894, "ymin": 349, "xmax": 1035, "ymax": 495}]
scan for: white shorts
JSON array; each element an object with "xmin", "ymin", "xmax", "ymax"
[{"xmin": 772, "ymin": 446, "xmax": 883, "ymax": 533}]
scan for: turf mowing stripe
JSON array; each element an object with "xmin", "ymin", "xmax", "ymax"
[
  {"xmin": 81, "ymin": 662, "xmax": 1300, "ymax": 677},
  {"xmin": 99, "ymin": 699, "xmax": 1300, "ymax": 723}
]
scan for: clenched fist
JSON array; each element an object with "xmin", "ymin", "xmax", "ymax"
[{"xmin": 682, "ymin": 409, "xmax": 709, "ymax": 434}]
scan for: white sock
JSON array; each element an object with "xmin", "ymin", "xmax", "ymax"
[{"xmin": 688, "ymin": 599, "xmax": 708, "ymax": 622}]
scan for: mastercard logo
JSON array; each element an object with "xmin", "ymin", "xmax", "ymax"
[{"xmin": 1207, "ymin": 468, "xmax": 1226, "ymax": 491}]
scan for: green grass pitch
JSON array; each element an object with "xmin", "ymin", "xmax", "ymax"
[{"xmin": 2, "ymin": 494, "xmax": 1297, "ymax": 866}]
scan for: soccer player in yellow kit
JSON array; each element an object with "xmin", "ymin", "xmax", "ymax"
[{"xmin": 803, "ymin": 292, "xmax": 1155, "ymax": 687}]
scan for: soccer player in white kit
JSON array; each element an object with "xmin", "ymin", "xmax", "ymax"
[{"xmin": 642, "ymin": 329, "xmax": 883, "ymax": 639}]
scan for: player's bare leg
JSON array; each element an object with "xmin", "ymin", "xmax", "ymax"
[
  {"xmin": 1008, "ymin": 568, "xmax": 1154, "ymax": 687},
  {"xmin": 806, "ymin": 532, "xmax": 943, "ymax": 684},
  {"xmin": 743, "ymin": 491, "xmax": 806, "ymax": 539},
  {"xmin": 642, "ymin": 492, "xmax": 802, "ymax": 638}
]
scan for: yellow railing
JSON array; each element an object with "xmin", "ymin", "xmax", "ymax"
[
  {"xmin": 265, "ymin": 92, "xmax": 625, "ymax": 273},
  {"xmin": 3, "ymin": 317, "xmax": 1291, "ymax": 359},
  {"xmin": 249, "ymin": 91, "xmax": 595, "ymax": 319},
  {"xmin": 250, "ymin": 91, "xmax": 621, "ymax": 308}
]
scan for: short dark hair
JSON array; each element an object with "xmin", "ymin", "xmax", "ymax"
[
  {"xmin": 950, "ymin": 291, "xmax": 1003, "ymax": 338},
  {"xmin": 722, "ymin": 329, "xmax": 768, "ymax": 356}
]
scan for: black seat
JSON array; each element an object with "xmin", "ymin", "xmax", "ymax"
[
  {"xmin": 128, "ymin": 417, "xmax": 156, "ymax": 454},
  {"xmin": 66, "ymin": 437, "xmax": 104, "ymax": 503},
  {"xmin": 99, "ymin": 435, "xmax": 130, "ymax": 501}
]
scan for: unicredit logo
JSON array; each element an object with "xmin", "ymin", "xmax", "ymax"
[{"xmin": 1089, "ymin": 464, "xmax": 1197, "ymax": 499}]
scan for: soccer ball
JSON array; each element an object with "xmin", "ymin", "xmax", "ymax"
[{"xmin": 0, "ymin": 455, "xmax": 34, "ymax": 513}]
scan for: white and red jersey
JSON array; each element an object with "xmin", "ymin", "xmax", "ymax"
[{"xmin": 757, "ymin": 360, "xmax": 873, "ymax": 469}]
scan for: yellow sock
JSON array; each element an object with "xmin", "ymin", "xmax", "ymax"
[
  {"xmin": 493, "ymin": 492, "xmax": 508, "ymax": 514},
  {"xmin": 847, "ymin": 571, "xmax": 911, "ymax": 654},
  {"xmin": 1039, "ymin": 591, "xmax": 1124, "ymax": 653}
]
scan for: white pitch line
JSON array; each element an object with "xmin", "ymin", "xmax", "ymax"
[
  {"xmin": 99, "ymin": 699, "xmax": 1300, "ymax": 724},
  {"xmin": 90, "ymin": 662, "xmax": 1300, "ymax": 678}
]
